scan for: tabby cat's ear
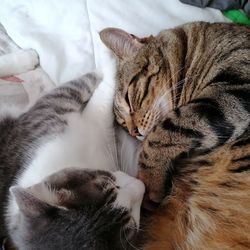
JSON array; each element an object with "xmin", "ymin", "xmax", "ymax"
[
  {"xmin": 10, "ymin": 186, "xmax": 53, "ymax": 217},
  {"xmin": 100, "ymin": 28, "xmax": 142, "ymax": 59}
]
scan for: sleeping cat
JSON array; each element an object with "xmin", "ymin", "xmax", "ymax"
[
  {"xmin": 100, "ymin": 22, "xmax": 250, "ymax": 248},
  {"xmin": 0, "ymin": 59, "xmax": 145, "ymax": 249}
]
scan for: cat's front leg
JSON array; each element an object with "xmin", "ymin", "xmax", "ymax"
[
  {"xmin": 37, "ymin": 71, "xmax": 102, "ymax": 114},
  {"xmin": 138, "ymin": 118, "xmax": 196, "ymax": 206}
]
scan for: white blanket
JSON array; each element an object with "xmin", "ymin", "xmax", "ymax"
[{"xmin": 0, "ymin": 0, "xmax": 228, "ymax": 175}]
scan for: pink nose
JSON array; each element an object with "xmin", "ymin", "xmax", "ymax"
[{"xmin": 131, "ymin": 127, "xmax": 140, "ymax": 137}]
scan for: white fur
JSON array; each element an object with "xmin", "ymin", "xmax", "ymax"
[
  {"xmin": 113, "ymin": 171, "xmax": 145, "ymax": 228},
  {"xmin": 116, "ymin": 126, "xmax": 140, "ymax": 177},
  {"xmin": 0, "ymin": 103, "xmax": 29, "ymax": 119},
  {"xmin": 0, "ymin": 49, "xmax": 39, "ymax": 77},
  {"xmin": 6, "ymin": 61, "xmax": 140, "ymax": 230},
  {"xmin": 7, "ymin": 92, "xmax": 115, "ymax": 220}
]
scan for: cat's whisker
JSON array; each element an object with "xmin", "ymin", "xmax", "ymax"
[
  {"xmin": 120, "ymin": 146, "xmax": 128, "ymax": 173},
  {"xmin": 104, "ymin": 136, "xmax": 119, "ymax": 171},
  {"xmin": 157, "ymin": 74, "xmax": 199, "ymax": 103},
  {"xmin": 119, "ymin": 228, "xmax": 127, "ymax": 250},
  {"xmin": 122, "ymin": 228, "xmax": 140, "ymax": 250},
  {"xmin": 152, "ymin": 88, "xmax": 185, "ymax": 112},
  {"xmin": 159, "ymin": 74, "xmax": 198, "ymax": 100},
  {"xmin": 126, "ymin": 225, "xmax": 145, "ymax": 232},
  {"xmin": 151, "ymin": 79, "xmax": 187, "ymax": 111},
  {"xmin": 163, "ymin": 65, "xmax": 186, "ymax": 84}
]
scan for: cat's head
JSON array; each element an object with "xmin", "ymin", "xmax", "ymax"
[
  {"xmin": 100, "ymin": 28, "xmax": 173, "ymax": 140},
  {"xmin": 8, "ymin": 168, "xmax": 145, "ymax": 250}
]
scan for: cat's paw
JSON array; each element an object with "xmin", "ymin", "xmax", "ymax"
[
  {"xmin": 71, "ymin": 70, "xmax": 103, "ymax": 95},
  {"xmin": 138, "ymin": 167, "xmax": 166, "ymax": 210},
  {"xmin": 18, "ymin": 49, "xmax": 39, "ymax": 72},
  {"xmin": 0, "ymin": 49, "xmax": 39, "ymax": 77},
  {"xmin": 83, "ymin": 70, "xmax": 103, "ymax": 91}
]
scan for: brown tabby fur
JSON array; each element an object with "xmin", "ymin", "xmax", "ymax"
[
  {"xmin": 100, "ymin": 22, "xmax": 250, "ymax": 249},
  {"xmin": 143, "ymin": 133, "xmax": 250, "ymax": 249}
]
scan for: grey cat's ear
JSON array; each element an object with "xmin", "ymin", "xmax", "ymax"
[
  {"xmin": 100, "ymin": 28, "xmax": 143, "ymax": 59},
  {"xmin": 10, "ymin": 186, "xmax": 53, "ymax": 217}
]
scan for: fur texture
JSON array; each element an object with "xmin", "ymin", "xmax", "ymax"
[
  {"xmin": 0, "ymin": 67, "xmax": 145, "ymax": 249},
  {"xmin": 100, "ymin": 22, "xmax": 250, "ymax": 249}
]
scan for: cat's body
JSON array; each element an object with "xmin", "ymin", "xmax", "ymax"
[
  {"xmin": 0, "ymin": 63, "xmax": 145, "ymax": 249},
  {"xmin": 100, "ymin": 22, "xmax": 250, "ymax": 249},
  {"xmin": 144, "ymin": 129, "xmax": 250, "ymax": 249}
]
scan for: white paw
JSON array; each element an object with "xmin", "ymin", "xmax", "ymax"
[
  {"xmin": 21, "ymin": 49, "xmax": 39, "ymax": 71},
  {"xmin": 0, "ymin": 49, "xmax": 40, "ymax": 77}
]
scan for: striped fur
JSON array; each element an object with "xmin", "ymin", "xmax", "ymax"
[
  {"xmin": 0, "ymin": 73, "xmax": 100, "ymax": 241},
  {"xmin": 100, "ymin": 22, "xmax": 250, "ymax": 249},
  {"xmin": 143, "ymin": 132, "xmax": 250, "ymax": 249}
]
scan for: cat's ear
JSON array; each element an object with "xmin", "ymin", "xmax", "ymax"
[
  {"xmin": 100, "ymin": 28, "xmax": 143, "ymax": 59},
  {"xmin": 10, "ymin": 186, "xmax": 53, "ymax": 217}
]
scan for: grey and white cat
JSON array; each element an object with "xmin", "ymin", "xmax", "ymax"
[{"xmin": 0, "ymin": 51, "xmax": 144, "ymax": 250}]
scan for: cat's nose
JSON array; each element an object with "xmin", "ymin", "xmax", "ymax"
[{"xmin": 131, "ymin": 127, "xmax": 140, "ymax": 137}]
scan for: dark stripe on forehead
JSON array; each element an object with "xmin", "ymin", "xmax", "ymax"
[
  {"xmin": 162, "ymin": 56, "xmax": 175, "ymax": 106},
  {"xmin": 138, "ymin": 75, "xmax": 151, "ymax": 107},
  {"xmin": 139, "ymin": 72, "xmax": 159, "ymax": 106},
  {"xmin": 126, "ymin": 60, "xmax": 150, "ymax": 108},
  {"xmin": 171, "ymin": 27, "xmax": 188, "ymax": 80},
  {"xmin": 128, "ymin": 59, "xmax": 149, "ymax": 88}
]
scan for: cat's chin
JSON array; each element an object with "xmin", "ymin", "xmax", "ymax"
[{"xmin": 136, "ymin": 135, "xmax": 145, "ymax": 141}]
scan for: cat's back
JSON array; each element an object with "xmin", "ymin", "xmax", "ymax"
[
  {"xmin": 157, "ymin": 21, "xmax": 250, "ymax": 68},
  {"xmin": 0, "ymin": 115, "xmax": 21, "ymax": 238},
  {"xmin": 159, "ymin": 21, "xmax": 250, "ymax": 44}
]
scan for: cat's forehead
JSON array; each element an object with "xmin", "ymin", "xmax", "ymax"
[
  {"xmin": 119, "ymin": 40, "xmax": 161, "ymax": 71},
  {"xmin": 45, "ymin": 168, "xmax": 115, "ymax": 187}
]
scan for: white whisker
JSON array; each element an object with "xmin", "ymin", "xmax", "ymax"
[
  {"xmin": 151, "ymin": 74, "xmax": 199, "ymax": 112},
  {"xmin": 122, "ymin": 228, "xmax": 140, "ymax": 250},
  {"xmin": 120, "ymin": 228, "xmax": 126, "ymax": 250}
]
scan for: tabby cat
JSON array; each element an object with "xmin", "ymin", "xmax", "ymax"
[
  {"xmin": 0, "ymin": 60, "xmax": 145, "ymax": 249},
  {"xmin": 100, "ymin": 22, "xmax": 250, "ymax": 249}
]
